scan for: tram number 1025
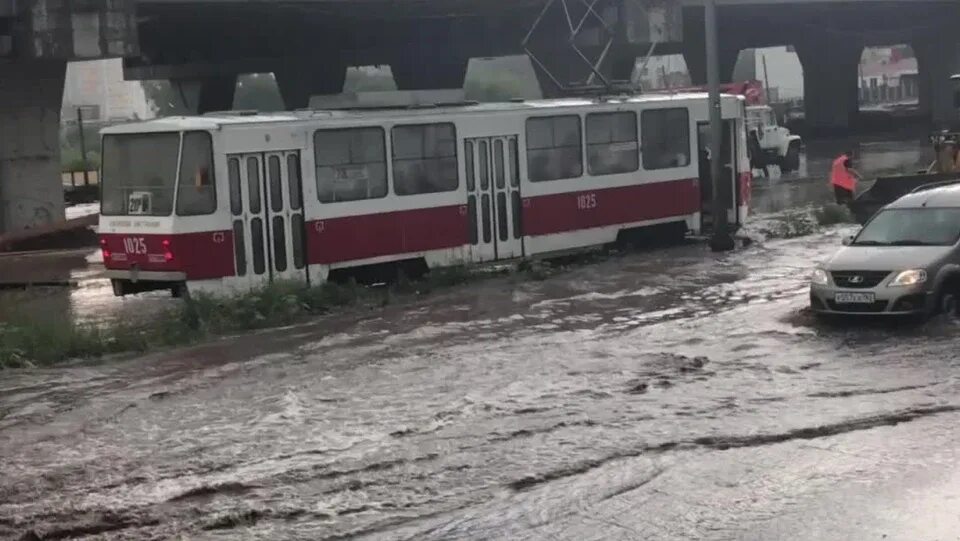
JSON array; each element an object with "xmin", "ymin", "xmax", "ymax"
[
  {"xmin": 122, "ymin": 237, "xmax": 148, "ymax": 255},
  {"xmin": 576, "ymin": 193, "xmax": 598, "ymax": 211}
]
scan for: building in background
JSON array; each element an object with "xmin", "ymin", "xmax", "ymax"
[
  {"xmin": 61, "ymin": 59, "xmax": 151, "ymax": 123},
  {"xmin": 733, "ymin": 46, "xmax": 804, "ymax": 103},
  {"xmin": 858, "ymin": 46, "xmax": 918, "ymax": 108}
]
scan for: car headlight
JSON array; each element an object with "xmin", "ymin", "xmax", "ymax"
[
  {"xmin": 889, "ymin": 269, "xmax": 927, "ymax": 287},
  {"xmin": 810, "ymin": 268, "xmax": 829, "ymax": 286}
]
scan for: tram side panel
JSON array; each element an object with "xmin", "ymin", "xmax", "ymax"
[
  {"xmin": 204, "ymin": 125, "xmax": 315, "ymax": 295},
  {"xmin": 518, "ymin": 104, "xmax": 702, "ymax": 257},
  {"xmin": 301, "ymin": 120, "xmax": 473, "ymax": 284}
]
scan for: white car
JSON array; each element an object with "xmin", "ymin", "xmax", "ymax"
[{"xmin": 746, "ymin": 105, "xmax": 803, "ymax": 173}]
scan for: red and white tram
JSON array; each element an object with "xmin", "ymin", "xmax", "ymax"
[{"xmin": 97, "ymin": 92, "xmax": 751, "ymax": 297}]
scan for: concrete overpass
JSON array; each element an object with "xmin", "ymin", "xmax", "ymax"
[
  {"xmin": 684, "ymin": 0, "xmax": 960, "ymax": 132},
  {"xmin": 0, "ymin": 0, "xmax": 137, "ymax": 234},
  {"xmin": 121, "ymin": 0, "xmax": 960, "ymax": 129},
  {"xmin": 2, "ymin": 0, "xmax": 960, "ymax": 236}
]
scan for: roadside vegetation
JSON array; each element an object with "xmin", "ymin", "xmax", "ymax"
[
  {"xmin": 1, "ymin": 201, "xmax": 856, "ymax": 369},
  {"xmin": 60, "ymin": 122, "xmax": 102, "ymax": 173},
  {"xmin": 0, "ymin": 264, "xmax": 560, "ymax": 369}
]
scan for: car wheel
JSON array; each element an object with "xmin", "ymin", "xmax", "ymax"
[{"xmin": 939, "ymin": 291, "xmax": 958, "ymax": 317}]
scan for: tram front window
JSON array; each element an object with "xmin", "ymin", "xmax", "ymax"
[{"xmin": 101, "ymin": 133, "xmax": 180, "ymax": 216}]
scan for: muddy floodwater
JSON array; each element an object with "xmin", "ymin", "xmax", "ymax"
[{"xmin": 3, "ymin": 137, "xmax": 959, "ymax": 540}]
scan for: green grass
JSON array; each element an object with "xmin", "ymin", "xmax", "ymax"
[
  {"xmin": 0, "ymin": 316, "xmax": 147, "ymax": 369},
  {"xmin": 0, "ymin": 277, "xmax": 442, "ymax": 368},
  {"xmin": 0, "ymin": 259, "xmax": 563, "ymax": 368},
  {"xmin": 179, "ymin": 280, "xmax": 364, "ymax": 336}
]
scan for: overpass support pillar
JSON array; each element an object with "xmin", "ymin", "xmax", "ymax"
[
  {"xmin": 391, "ymin": 56, "xmax": 469, "ymax": 91},
  {"xmin": 914, "ymin": 37, "xmax": 960, "ymax": 129},
  {"xmin": 681, "ymin": 7, "xmax": 738, "ymax": 86},
  {"xmin": 0, "ymin": 61, "xmax": 67, "ymax": 234},
  {"xmin": 275, "ymin": 61, "xmax": 346, "ymax": 109},
  {"xmin": 170, "ymin": 76, "xmax": 238, "ymax": 114},
  {"xmin": 389, "ymin": 19, "xmax": 471, "ymax": 90},
  {"xmin": 796, "ymin": 36, "xmax": 862, "ymax": 136},
  {"xmin": 682, "ymin": 52, "xmax": 706, "ymax": 86},
  {"xmin": 681, "ymin": 7, "xmax": 706, "ymax": 85}
]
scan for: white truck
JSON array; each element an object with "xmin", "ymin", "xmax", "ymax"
[{"xmin": 746, "ymin": 105, "xmax": 803, "ymax": 173}]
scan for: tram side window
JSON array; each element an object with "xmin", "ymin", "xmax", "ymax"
[
  {"xmin": 315, "ymin": 127, "xmax": 388, "ymax": 203},
  {"xmin": 526, "ymin": 115, "xmax": 583, "ymax": 182},
  {"xmin": 586, "ymin": 111, "xmax": 638, "ymax": 176},
  {"xmin": 228, "ymin": 158, "xmax": 242, "ymax": 216},
  {"xmin": 392, "ymin": 123, "xmax": 458, "ymax": 195},
  {"xmin": 177, "ymin": 132, "xmax": 217, "ymax": 216},
  {"xmin": 641, "ymin": 108, "xmax": 691, "ymax": 170}
]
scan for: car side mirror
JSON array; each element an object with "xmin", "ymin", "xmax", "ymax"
[{"xmin": 842, "ymin": 236, "xmax": 853, "ymax": 246}]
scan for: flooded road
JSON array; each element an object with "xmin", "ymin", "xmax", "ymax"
[{"xmin": 2, "ymin": 137, "xmax": 958, "ymax": 540}]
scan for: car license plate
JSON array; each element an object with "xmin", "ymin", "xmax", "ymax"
[{"xmin": 835, "ymin": 292, "xmax": 874, "ymax": 304}]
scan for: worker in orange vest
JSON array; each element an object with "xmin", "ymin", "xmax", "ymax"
[{"xmin": 830, "ymin": 150, "xmax": 861, "ymax": 204}]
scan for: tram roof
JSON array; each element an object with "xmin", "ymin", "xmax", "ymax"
[{"xmin": 102, "ymin": 92, "xmax": 736, "ymax": 134}]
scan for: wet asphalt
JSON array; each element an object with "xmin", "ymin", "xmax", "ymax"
[{"xmin": 3, "ymin": 137, "xmax": 960, "ymax": 541}]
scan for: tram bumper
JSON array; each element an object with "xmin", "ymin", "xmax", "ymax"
[{"xmin": 104, "ymin": 269, "xmax": 187, "ymax": 297}]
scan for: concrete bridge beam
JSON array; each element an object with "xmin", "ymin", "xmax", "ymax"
[
  {"xmin": 196, "ymin": 76, "xmax": 238, "ymax": 114},
  {"xmin": 274, "ymin": 60, "xmax": 346, "ymax": 109},
  {"xmin": 681, "ymin": 8, "xmax": 740, "ymax": 86},
  {"xmin": 0, "ymin": 61, "xmax": 67, "ymax": 234},
  {"xmin": 0, "ymin": 0, "xmax": 137, "ymax": 235},
  {"xmin": 914, "ymin": 37, "xmax": 960, "ymax": 129},
  {"xmin": 385, "ymin": 18, "xmax": 472, "ymax": 91},
  {"xmin": 168, "ymin": 76, "xmax": 238, "ymax": 114},
  {"xmin": 391, "ymin": 56, "xmax": 469, "ymax": 91},
  {"xmin": 683, "ymin": 46, "xmax": 740, "ymax": 86},
  {"xmin": 795, "ymin": 35, "xmax": 862, "ymax": 136},
  {"xmin": 533, "ymin": 47, "xmax": 637, "ymax": 98}
]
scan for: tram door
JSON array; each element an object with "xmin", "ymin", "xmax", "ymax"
[
  {"xmin": 230, "ymin": 151, "xmax": 308, "ymax": 286},
  {"xmin": 696, "ymin": 121, "xmax": 738, "ymax": 232},
  {"xmin": 464, "ymin": 136, "xmax": 524, "ymax": 262}
]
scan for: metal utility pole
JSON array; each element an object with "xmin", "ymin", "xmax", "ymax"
[
  {"xmin": 706, "ymin": 0, "xmax": 734, "ymax": 252},
  {"xmin": 762, "ymin": 53, "xmax": 772, "ymax": 104},
  {"xmin": 77, "ymin": 107, "xmax": 90, "ymax": 187}
]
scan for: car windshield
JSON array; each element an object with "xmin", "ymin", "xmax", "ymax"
[{"xmin": 853, "ymin": 207, "xmax": 960, "ymax": 246}]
